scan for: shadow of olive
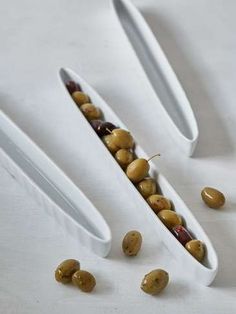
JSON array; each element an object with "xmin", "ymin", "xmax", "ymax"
[{"xmin": 147, "ymin": 280, "xmax": 190, "ymax": 299}]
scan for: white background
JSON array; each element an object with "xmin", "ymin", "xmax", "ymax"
[{"xmin": 0, "ymin": 0, "xmax": 236, "ymax": 313}]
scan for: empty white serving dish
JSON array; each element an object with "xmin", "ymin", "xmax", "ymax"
[
  {"xmin": 0, "ymin": 110, "xmax": 111, "ymax": 257},
  {"xmin": 111, "ymin": 0, "xmax": 199, "ymax": 156},
  {"xmin": 59, "ymin": 67, "xmax": 217, "ymax": 285}
]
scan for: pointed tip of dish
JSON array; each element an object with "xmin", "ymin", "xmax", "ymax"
[
  {"xmin": 59, "ymin": 67, "xmax": 65, "ymax": 73},
  {"xmin": 58, "ymin": 67, "xmax": 85, "ymax": 89},
  {"xmin": 58, "ymin": 67, "xmax": 69, "ymax": 81},
  {"xmin": 58, "ymin": 67, "xmax": 78, "ymax": 87}
]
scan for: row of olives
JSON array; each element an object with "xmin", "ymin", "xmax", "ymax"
[{"xmin": 66, "ymin": 80, "xmax": 205, "ymax": 263}]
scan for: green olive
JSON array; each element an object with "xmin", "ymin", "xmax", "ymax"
[
  {"xmin": 80, "ymin": 103, "xmax": 101, "ymax": 121},
  {"xmin": 55, "ymin": 259, "xmax": 80, "ymax": 284},
  {"xmin": 72, "ymin": 91, "xmax": 90, "ymax": 106},
  {"xmin": 111, "ymin": 129, "xmax": 134, "ymax": 149},
  {"xmin": 137, "ymin": 178, "xmax": 157, "ymax": 199},
  {"xmin": 147, "ymin": 194, "xmax": 171, "ymax": 214},
  {"xmin": 126, "ymin": 159, "xmax": 149, "ymax": 183},
  {"xmin": 126, "ymin": 154, "xmax": 160, "ymax": 183},
  {"xmin": 141, "ymin": 269, "xmax": 169, "ymax": 295},
  {"xmin": 185, "ymin": 240, "xmax": 205, "ymax": 262},
  {"xmin": 115, "ymin": 149, "xmax": 134, "ymax": 169},
  {"xmin": 72, "ymin": 270, "xmax": 96, "ymax": 292},
  {"xmin": 102, "ymin": 134, "xmax": 119, "ymax": 153},
  {"xmin": 201, "ymin": 187, "xmax": 225, "ymax": 209},
  {"xmin": 157, "ymin": 210, "xmax": 182, "ymax": 229},
  {"xmin": 122, "ymin": 230, "xmax": 142, "ymax": 256}
]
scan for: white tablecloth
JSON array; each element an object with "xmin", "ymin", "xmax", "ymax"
[{"xmin": 0, "ymin": 0, "xmax": 236, "ymax": 313}]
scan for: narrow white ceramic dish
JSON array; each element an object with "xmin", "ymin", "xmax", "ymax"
[
  {"xmin": 0, "ymin": 110, "xmax": 111, "ymax": 257},
  {"xmin": 111, "ymin": 0, "xmax": 199, "ymax": 157},
  {"xmin": 59, "ymin": 67, "xmax": 217, "ymax": 285}
]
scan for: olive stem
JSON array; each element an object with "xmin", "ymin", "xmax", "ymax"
[
  {"xmin": 147, "ymin": 153, "xmax": 161, "ymax": 162},
  {"xmin": 106, "ymin": 128, "xmax": 112, "ymax": 134}
]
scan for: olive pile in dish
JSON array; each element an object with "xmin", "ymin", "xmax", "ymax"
[{"xmin": 66, "ymin": 81, "xmax": 205, "ymax": 263}]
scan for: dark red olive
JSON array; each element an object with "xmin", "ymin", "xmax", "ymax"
[
  {"xmin": 172, "ymin": 225, "xmax": 193, "ymax": 246},
  {"xmin": 90, "ymin": 120, "xmax": 103, "ymax": 133},
  {"xmin": 66, "ymin": 80, "xmax": 81, "ymax": 94},
  {"xmin": 97, "ymin": 122, "xmax": 117, "ymax": 136}
]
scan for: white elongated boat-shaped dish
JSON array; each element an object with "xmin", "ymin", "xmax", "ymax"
[
  {"xmin": 59, "ymin": 67, "xmax": 217, "ymax": 285},
  {"xmin": 111, "ymin": 0, "xmax": 199, "ymax": 157},
  {"xmin": 0, "ymin": 110, "xmax": 111, "ymax": 257}
]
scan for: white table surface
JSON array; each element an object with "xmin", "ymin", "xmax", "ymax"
[{"xmin": 0, "ymin": 0, "xmax": 236, "ymax": 313}]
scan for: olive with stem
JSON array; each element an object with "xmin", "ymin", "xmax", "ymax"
[{"xmin": 126, "ymin": 154, "xmax": 160, "ymax": 183}]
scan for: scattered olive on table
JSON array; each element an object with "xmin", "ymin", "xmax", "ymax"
[
  {"xmin": 141, "ymin": 269, "xmax": 169, "ymax": 295},
  {"xmin": 201, "ymin": 187, "xmax": 225, "ymax": 209},
  {"xmin": 80, "ymin": 103, "xmax": 101, "ymax": 121},
  {"xmin": 158, "ymin": 210, "xmax": 182, "ymax": 230},
  {"xmin": 72, "ymin": 270, "xmax": 96, "ymax": 293},
  {"xmin": 172, "ymin": 225, "xmax": 193, "ymax": 246},
  {"xmin": 115, "ymin": 149, "xmax": 134, "ymax": 169},
  {"xmin": 122, "ymin": 230, "xmax": 142, "ymax": 256},
  {"xmin": 137, "ymin": 177, "xmax": 157, "ymax": 199},
  {"xmin": 72, "ymin": 91, "xmax": 90, "ymax": 106},
  {"xmin": 147, "ymin": 194, "xmax": 171, "ymax": 214},
  {"xmin": 55, "ymin": 259, "xmax": 80, "ymax": 284},
  {"xmin": 185, "ymin": 240, "xmax": 205, "ymax": 262}
]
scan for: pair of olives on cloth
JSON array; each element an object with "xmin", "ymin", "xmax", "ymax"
[
  {"xmin": 66, "ymin": 80, "xmax": 206, "ymax": 264},
  {"xmin": 122, "ymin": 230, "xmax": 169, "ymax": 295},
  {"xmin": 55, "ymin": 259, "xmax": 96, "ymax": 293}
]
